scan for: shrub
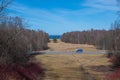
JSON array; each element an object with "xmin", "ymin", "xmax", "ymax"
[
  {"xmin": 105, "ymin": 67, "xmax": 120, "ymax": 80},
  {"xmin": 108, "ymin": 51, "xmax": 120, "ymax": 69},
  {"xmin": 0, "ymin": 62, "xmax": 45, "ymax": 80},
  {"xmin": 53, "ymin": 37, "xmax": 57, "ymax": 43},
  {"xmin": 106, "ymin": 51, "xmax": 120, "ymax": 80},
  {"xmin": 107, "ymin": 51, "xmax": 113, "ymax": 58}
]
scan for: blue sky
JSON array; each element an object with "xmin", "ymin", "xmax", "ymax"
[{"xmin": 8, "ymin": 0, "xmax": 119, "ymax": 35}]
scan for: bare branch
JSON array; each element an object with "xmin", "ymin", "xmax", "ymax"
[{"xmin": 0, "ymin": 0, "xmax": 13, "ymax": 15}]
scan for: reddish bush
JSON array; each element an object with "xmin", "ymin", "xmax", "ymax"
[
  {"xmin": 0, "ymin": 63, "xmax": 45, "ymax": 80},
  {"xmin": 0, "ymin": 64, "xmax": 24, "ymax": 80},
  {"xmin": 105, "ymin": 67, "xmax": 120, "ymax": 80},
  {"xmin": 105, "ymin": 54, "xmax": 120, "ymax": 80}
]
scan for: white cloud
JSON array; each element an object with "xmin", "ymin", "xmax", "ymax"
[
  {"xmin": 8, "ymin": 2, "xmax": 82, "ymax": 30},
  {"xmin": 83, "ymin": 0, "xmax": 119, "ymax": 11},
  {"xmin": 7, "ymin": 1, "xmax": 118, "ymax": 34},
  {"xmin": 50, "ymin": 0, "xmax": 118, "ymax": 16}
]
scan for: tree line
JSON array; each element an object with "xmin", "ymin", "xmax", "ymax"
[
  {"xmin": 61, "ymin": 21, "xmax": 120, "ymax": 51},
  {"xmin": 0, "ymin": 0, "xmax": 49, "ymax": 79}
]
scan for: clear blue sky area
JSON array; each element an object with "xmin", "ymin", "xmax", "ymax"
[{"xmin": 8, "ymin": 0, "xmax": 118, "ymax": 35}]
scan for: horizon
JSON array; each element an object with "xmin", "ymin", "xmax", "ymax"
[{"xmin": 8, "ymin": 0, "xmax": 118, "ymax": 35}]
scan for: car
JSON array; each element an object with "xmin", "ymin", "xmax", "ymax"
[{"xmin": 76, "ymin": 49, "xmax": 83, "ymax": 53}]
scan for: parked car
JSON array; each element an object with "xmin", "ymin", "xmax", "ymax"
[{"xmin": 76, "ymin": 49, "xmax": 83, "ymax": 53}]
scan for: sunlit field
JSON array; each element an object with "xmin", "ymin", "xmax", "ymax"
[
  {"xmin": 47, "ymin": 39, "xmax": 99, "ymax": 52},
  {"xmin": 35, "ymin": 53, "xmax": 110, "ymax": 80},
  {"xmin": 35, "ymin": 40, "xmax": 111, "ymax": 80}
]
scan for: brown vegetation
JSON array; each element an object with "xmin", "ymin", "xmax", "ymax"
[
  {"xmin": 35, "ymin": 53, "xmax": 110, "ymax": 80},
  {"xmin": 48, "ymin": 39, "xmax": 98, "ymax": 52},
  {"xmin": 0, "ymin": 16, "xmax": 48, "ymax": 80}
]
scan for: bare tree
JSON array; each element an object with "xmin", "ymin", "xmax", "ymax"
[
  {"xmin": 0, "ymin": 0, "xmax": 12, "ymax": 18},
  {"xmin": 0, "ymin": 16, "xmax": 47, "ymax": 80},
  {"xmin": 61, "ymin": 30, "xmax": 110, "ymax": 50}
]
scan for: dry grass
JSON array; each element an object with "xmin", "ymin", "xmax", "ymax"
[
  {"xmin": 35, "ymin": 54, "xmax": 110, "ymax": 80},
  {"xmin": 48, "ymin": 39, "xmax": 100, "ymax": 52},
  {"xmin": 35, "ymin": 40, "xmax": 110, "ymax": 80}
]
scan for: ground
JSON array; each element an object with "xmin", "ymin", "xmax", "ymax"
[
  {"xmin": 47, "ymin": 39, "xmax": 98, "ymax": 52},
  {"xmin": 35, "ymin": 40, "xmax": 111, "ymax": 80}
]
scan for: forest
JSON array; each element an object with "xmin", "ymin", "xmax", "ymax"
[
  {"xmin": 0, "ymin": 17, "xmax": 49, "ymax": 80},
  {"xmin": 0, "ymin": 0, "xmax": 49, "ymax": 79},
  {"xmin": 61, "ymin": 21, "xmax": 120, "ymax": 51}
]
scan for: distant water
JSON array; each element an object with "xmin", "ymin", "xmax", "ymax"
[{"xmin": 49, "ymin": 35, "xmax": 61, "ymax": 39}]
